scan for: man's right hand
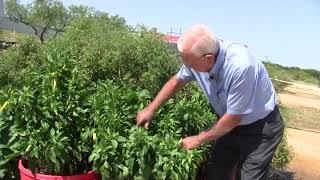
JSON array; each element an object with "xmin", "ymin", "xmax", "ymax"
[
  {"xmin": 136, "ymin": 107, "xmax": 155, "ymax": 129},
  {"xmin": 135, "ymin": 76, "xmax": 185, "ymax": 129}
]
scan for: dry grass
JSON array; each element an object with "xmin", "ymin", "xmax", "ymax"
[
  {"xmin": 0, "ymin": 29, "xmax": 21, "ymax": 42},
  {"xmin": 280, "ymin": 106, "xmax": 320, "ymax": 132}
]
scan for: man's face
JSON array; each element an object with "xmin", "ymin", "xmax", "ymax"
[{"xmin": 180, "ymin": 51, "xmax": 214, "ymax": 72}]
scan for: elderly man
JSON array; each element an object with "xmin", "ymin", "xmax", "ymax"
[{"xmin": 136, "ymin": 24, "xmax": 284, "ymax": 180}]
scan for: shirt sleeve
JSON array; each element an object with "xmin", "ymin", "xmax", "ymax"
[
  {"xmin": 176, "ymin": 64, "xmax": 195, "ymax": 82},
  {"xmin": 226, "ymin": 65, "xmax": 256, "ymax": 115}
]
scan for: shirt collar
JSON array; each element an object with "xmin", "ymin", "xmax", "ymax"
[{"xmin": 209, "ymin": 40, "xmax": 225, "ymax": 80}]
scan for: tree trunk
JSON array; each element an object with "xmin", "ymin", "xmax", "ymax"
[{"xmin": 39, "ymin": 25, "xmax": 48, "ymax": 43}]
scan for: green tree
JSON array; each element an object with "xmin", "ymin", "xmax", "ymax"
[
  {"xmin": 67, "ymin": 5, "xmax": 127, "ymax": 29},
  {"xmin": 5, "ymin": 0, "xmax": 67, "ymax": 42},
  {"xmin": 67, "ymin": 4, "xmax": 95, "ymax": 20}
]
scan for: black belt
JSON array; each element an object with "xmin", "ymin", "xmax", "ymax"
[{"xmin": 235, "ymin": 105, "xmax": 280, "ymax": 133}]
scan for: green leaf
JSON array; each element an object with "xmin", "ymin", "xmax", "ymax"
[
  {"xmin": 103, "ymin": 161, "xmax": 109, "ymax": 169},
  {"xmin": 111, "ymin": 139, "xmax": 118, "ymax": 148},
  {"xmin": 138, "ymin": 90, "xmax": 150, "ymax": 99},
  {"xmin": 25, "ymin": 144, "xmax": 32, "ymax": 153},
  {"xmin": 123, "ymin": 166, "xmax": 129, "ymax": 176},
  {"xmin": 172, "ymin": 171, "xmax": 179, "ymax": 180},
  {"xmin": 127, "ymin": 114, "xmax": 135, "ymax": 119},
  {"xmin": 48, "ymin": 149, "xmax": 57, "ymax": 164},
  {"xmin": 183, "ymin": 113, "xmax": 189, "ymax": 120},
  {"xmin": 0, "ymin": 169, "xmax": 5, "ymax": 178},
  {"xmin": 73, "ymin": 111, "xmax": 78, "ymax": 117},
  {"xmin": 73, "ymin": 151, "xmax": 82, "ymax": 161},
  {"xmin": 50, "ymin": 129, "xmax": 55, "ymax": 136},
  {"xmin": 118, "ymin": 136, "xmax": 127, "ymax": 142},
  {"xmin": 42, "ymin": 122, "xmax": 50, "ymax": 130},
  {"xmin": 88, "ymin": 153, "xmax": 96, "ymax": 162}
]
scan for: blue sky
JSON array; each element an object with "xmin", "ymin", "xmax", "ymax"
[{"xmin": 61, "ymin": 0, "xmax": 320, "ymax": 70}]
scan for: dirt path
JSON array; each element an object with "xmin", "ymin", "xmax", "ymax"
[
  {"xmin": 277, "ymin": 83, "xmax": 320, "ymax": 179},
  {"xmin": 278, "ymin": 84, "xmax": 320, "ymax": 110},
  {"xmin": 286, "ymin": 128, "xmax": 320, "ymax": 179}
]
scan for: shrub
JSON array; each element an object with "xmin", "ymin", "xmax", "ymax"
[
  {"xmin": 45, "ymin": 18, "xmax": 179, "ymax": 95},
  {"xmin": 0, "ymin": 36, "xmax": 43, "ymax": 89},
  {"xmin": 90, "ymin": 81, "xmax": 214, "ymax": 179},
  {"xmin": 0, "ymin": 50, "xmax": 94, "ymax": 176}
]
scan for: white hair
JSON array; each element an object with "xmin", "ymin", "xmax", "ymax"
[{"xmin": 177, "ymin": 24, "xmax": 218, "ymax": 58}]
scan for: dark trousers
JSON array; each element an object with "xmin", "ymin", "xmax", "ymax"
[{"xmin": 205, "ymin": 106, "xmax": 284, "ymax": 180}]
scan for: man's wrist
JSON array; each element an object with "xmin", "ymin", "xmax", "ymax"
[
  {"xmin": 198, "ymin": 131, "xmax": 212, "ymax": 144},
  {"xmin": 146, "ymin": 104, "xmax": 157, "ymax": 113}
]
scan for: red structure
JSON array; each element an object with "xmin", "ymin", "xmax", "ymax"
[{"xmin": 163, "ymin": 28, "xmax": 181, "ymax": 44}]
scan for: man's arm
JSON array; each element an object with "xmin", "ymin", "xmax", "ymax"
[
  {"xmin": 182, "ymin": 113, "xmax": 240, "ymax": 149},
  {"xmin": 147, "ymin": 75, "xmax": 186, "ymax": 112},
  {"xmin": 199, "ymin": 113, "xmax": 240, "ymax": 142},
  {"xmin": 136, "ymin": 75, "xmax": 187, "ymax": 129}
]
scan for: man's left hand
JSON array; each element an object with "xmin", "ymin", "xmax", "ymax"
[{"xmin": 181, "ymin": 135, "xmax": 203, "ymax": 150}]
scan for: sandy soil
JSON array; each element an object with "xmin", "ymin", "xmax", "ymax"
[
  {"xmin": 278, "ymin": 84, "xmax": 320, "ymax": 110},
  {"xmin": 277, "ymin": 83, "xmax": 320, "ymax": 179},
  {"xmin": 286, "ymin": 128, "xmax": 320, "ymax": 179}
]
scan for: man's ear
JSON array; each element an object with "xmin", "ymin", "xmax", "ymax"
[{"xmin": 204, "ymin": 54, "xmax": 214, "ymax": 63}]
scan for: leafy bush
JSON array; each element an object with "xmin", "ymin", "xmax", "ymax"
[
  {"xmin": 271, "ymin": 106, "xmax": 294, "ymax": 170},
  {"xmin": 0, "ymin": 36, "xmax": 43, "ymax": 89},
  {"xmin": 272, "ymin": 131, "xmax": 293, "ymax": 170},
  {"xmin": 0, "ymin": 50, "xmax": 94, "ymax": 176},
  {"xmin": 45, "ymin": 18, "xmax": 179, "ymax": 95},
  {"xmin": 90, "ymin": 81, "xmax": 214, "ymax": 179},
  {"xmin": 0, "ymin": 71, "xmax": 214, "ymax": 179},
  {"xmin": 0, "ymin": 35, "xmax": 213, "ymax": 178},
  {"xmin": 0, "ymin": 15, "xmax": 181, "ymax": 178}
]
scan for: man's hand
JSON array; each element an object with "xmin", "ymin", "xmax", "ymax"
[
  {"xmin": 136, "ymin": 76, "xmax": 186, "ymax": 129},
  {"xmin": 181, "ymin": 135, "xmax": 203, "ymax": 150},
  {"xmin": 136, "ymin": 108, "xmax": 154, "ymax": 129},
  {"xmin": 182, "ymin": 114, "xmax": 240, "ymax": 150}
]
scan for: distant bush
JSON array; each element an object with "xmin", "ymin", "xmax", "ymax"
[
  {"xmin": 42, "ymin": 18, "xmax": 179, "ymax": 95},
  {"xmin": 0, "ymin": 36, "xmax": 43, "ymax": 89},
  {"xmin": 264, "ymin": 61, "xmax": 320, "ymax": 86}
]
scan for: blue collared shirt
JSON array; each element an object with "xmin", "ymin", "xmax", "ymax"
[{"xmin": 176, "ymin": 40, "xmax": 277, "ymax": 125}]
